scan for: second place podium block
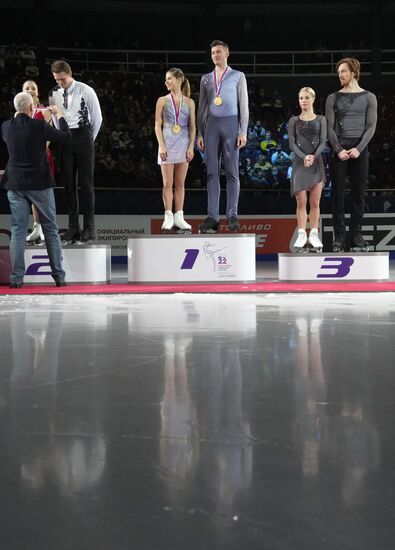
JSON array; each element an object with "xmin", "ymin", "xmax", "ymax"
[{"xmin": 0, "ymin": 245, "xmax": 111, "ymax": 285}]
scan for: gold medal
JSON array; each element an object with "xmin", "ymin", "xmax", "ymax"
[
  {"xmin": 172, "ymin": 124, "xmax": 181, "ymax": 134},
  {"xmin": 213, "ymin": 67, "xmax": 228, "ymax": 107}
]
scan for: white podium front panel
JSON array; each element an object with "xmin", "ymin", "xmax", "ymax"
[
  {"xmin": 278, "ymin": 252, "xmax": 389, "ymax": 281},
  {"xmin": 128, "ymin": 234, "xmax": 256, "ymax": 283},
  {"xmin": 0, "ymin": 246, "xmax": 111, "ymax": 284}
]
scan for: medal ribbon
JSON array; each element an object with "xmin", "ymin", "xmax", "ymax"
[
  {"xmin": 170, "ymin": 93, "xmax": 182, "ymax": 126},
  {"xmin": 213, "ymin": 66, "xmax": 229, "ymax": 98}
]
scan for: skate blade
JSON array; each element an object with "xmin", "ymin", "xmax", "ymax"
[
  {"xmin": 26, "ymin": 238, "xmax": 43, "ymax": 245},
  {"xmin": 351, "ymin": 246, "xmax": 369, "ymax": 252},
  {"xmin": 62, "ymin": 239, "xmax": 83, "ymax": 245},
  {"xmin": 227, "ymin": 224, "xmax": 240, "ymax": 231}
]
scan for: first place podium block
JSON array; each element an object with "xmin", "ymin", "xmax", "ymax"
[
  {"xmin": 128, "ymin": 234, "xmax": 256, "ymax": 283},
  {"xmin": 278, "ymin": 252, "xmax": 389, "ymax": 281},
  {"xmin": 0, "ymin": 245, "xmax": 111, "ymax": 285}
]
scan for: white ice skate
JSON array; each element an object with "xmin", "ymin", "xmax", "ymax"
[
  {"xmin": 294, "ymin": 229, "xmax": 308, "ymax": 252},
  {"xmin": 308, "ymin": 228, "xmax": 323, "ymax": 253},
  {"xmin": 161, "ymin": 210, "xmax": 174, "ymax": 232},
  {"xmin": 174, "ymin": 210, "xmax": 192, "ymax": 233},
  {"xmin": 26, "ymin": 222, "xmax": 44, "ymax": 244}
]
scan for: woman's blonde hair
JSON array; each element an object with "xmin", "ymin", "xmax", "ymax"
[
  {"xmin": 22, "ymin": 80, "xmax": 39, "ymax": 105},
  {"xmin": 298, "ymin": 86, "xmax": 316, "ymax": 99},
  {"xmin": 167, "ymin": 67, "xmax": 191, "ymax": 98}
]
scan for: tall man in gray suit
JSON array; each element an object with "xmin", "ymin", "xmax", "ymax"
[{"xmin": 197, "ymin": 40, "xmax": 249, "ymax": 233}]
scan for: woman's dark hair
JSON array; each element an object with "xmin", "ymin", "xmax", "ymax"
[{"xmin": 167, "ymin": 67, "xmax": 191, "ymax": 98}]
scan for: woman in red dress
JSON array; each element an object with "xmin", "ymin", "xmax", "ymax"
[{"xmin": 22, "ymin": 80, "xmax": 55, "ymax": 243}]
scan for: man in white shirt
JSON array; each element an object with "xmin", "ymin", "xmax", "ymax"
[{"xmin": 49, "ymin": 60, "xmax": 102, "ymax": 243}]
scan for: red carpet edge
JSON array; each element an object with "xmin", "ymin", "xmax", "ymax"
[{"xmin": 1, "ymin": 281, "xmax": 395, "ymax": 295}]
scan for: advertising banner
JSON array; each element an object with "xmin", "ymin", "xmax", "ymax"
[{"xmin": 1, "ymin": 214, "xmax": 395, "ymax": 258}]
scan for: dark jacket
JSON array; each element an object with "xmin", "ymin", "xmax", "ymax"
[{"xmin": 1, "ymin": 113, "xmax": 70, "ymax": 191}]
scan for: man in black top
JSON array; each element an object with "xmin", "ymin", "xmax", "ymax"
[{"xmin": 325, "ymin": 57, "xmax": 377, "ymax": 251}]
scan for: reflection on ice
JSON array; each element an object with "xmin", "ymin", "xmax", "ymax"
[{"xmin": 0, "ymin": 291, "xmax": 394, "ymax": 548}]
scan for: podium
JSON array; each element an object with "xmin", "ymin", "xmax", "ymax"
[
  {"xmin": 128, "ymin": 234, "xmax": 256, "ymax": 283},
  {"xmin": 278, "ymin": 252, "xmax": 389, "ymax": 281},
  {"xmin": 0, "ymin": 245, "xmax": 111, "ymax": 284}
]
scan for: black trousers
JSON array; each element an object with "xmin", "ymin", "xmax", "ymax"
[
  {"xmin": 60, "ymin": 128, "xmax": 95, "ymax": 231},
  {"xmin": 330, "ymin": 146, "xmax": 369, "ymax": 240}
]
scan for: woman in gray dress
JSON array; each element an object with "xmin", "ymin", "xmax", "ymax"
[
  {"xmin": 155, "ymin": 68, "xmax": 196, "ymax": 232},
  {"xmin": 288, "ymin": 87, "xmax": 327, "ymax": 251}
]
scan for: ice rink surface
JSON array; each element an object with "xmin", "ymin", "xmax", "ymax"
[{"xmin": 1, "ymin": 263, "xmax": 395, "ymax": 549}]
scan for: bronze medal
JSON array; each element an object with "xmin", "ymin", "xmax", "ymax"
[
  {"xmin": 214, "ymin": 96, "xmax": 223, "ymax": 106},
  {"xmin": 172, "ymin": 124, "xmax": 181, "ymax": 134}
]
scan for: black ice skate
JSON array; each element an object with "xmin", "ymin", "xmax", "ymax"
[
  {"xmin": 198, "ymin": 216, "xmax": 219, "ymax": 234},
  {"xmin": 81, "ymin": 228, "xmax": 96, "ymax": 243},
  {"xmin": 60, "ymin": 228, "xmax": 82, "ymax": 245},
  {"xmin": 350, "ymin": 234, "xmax": 369, "ymax": 252},
  {"xmin": 332, "ymin": 237, "xmax": 345, "ymax": 252},
  {"xmin": 227, "ymin": 216, "xmax": 240, "ymax": 232}
]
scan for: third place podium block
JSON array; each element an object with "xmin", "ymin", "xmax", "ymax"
[{"xmin": 278, "ymin": 252, "xmax": 389, "ymax": 281}]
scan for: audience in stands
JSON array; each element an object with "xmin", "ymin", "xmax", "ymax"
[{"xmin": 0, "ymin": 43, "xmax": 394, "ymax": 196}]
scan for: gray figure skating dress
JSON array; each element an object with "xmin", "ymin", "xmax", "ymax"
[
  {"xmin": 288, "ymin": 115, "xmax": 327, "ymax": 196},
  {"xmin": 158, "ymin": 94, "xmax": 190, "ymax": 165}
]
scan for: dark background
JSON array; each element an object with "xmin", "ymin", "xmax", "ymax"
[{"xmin": 1, "ymin": 0, "xmax": 395, "ymax": 216}]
